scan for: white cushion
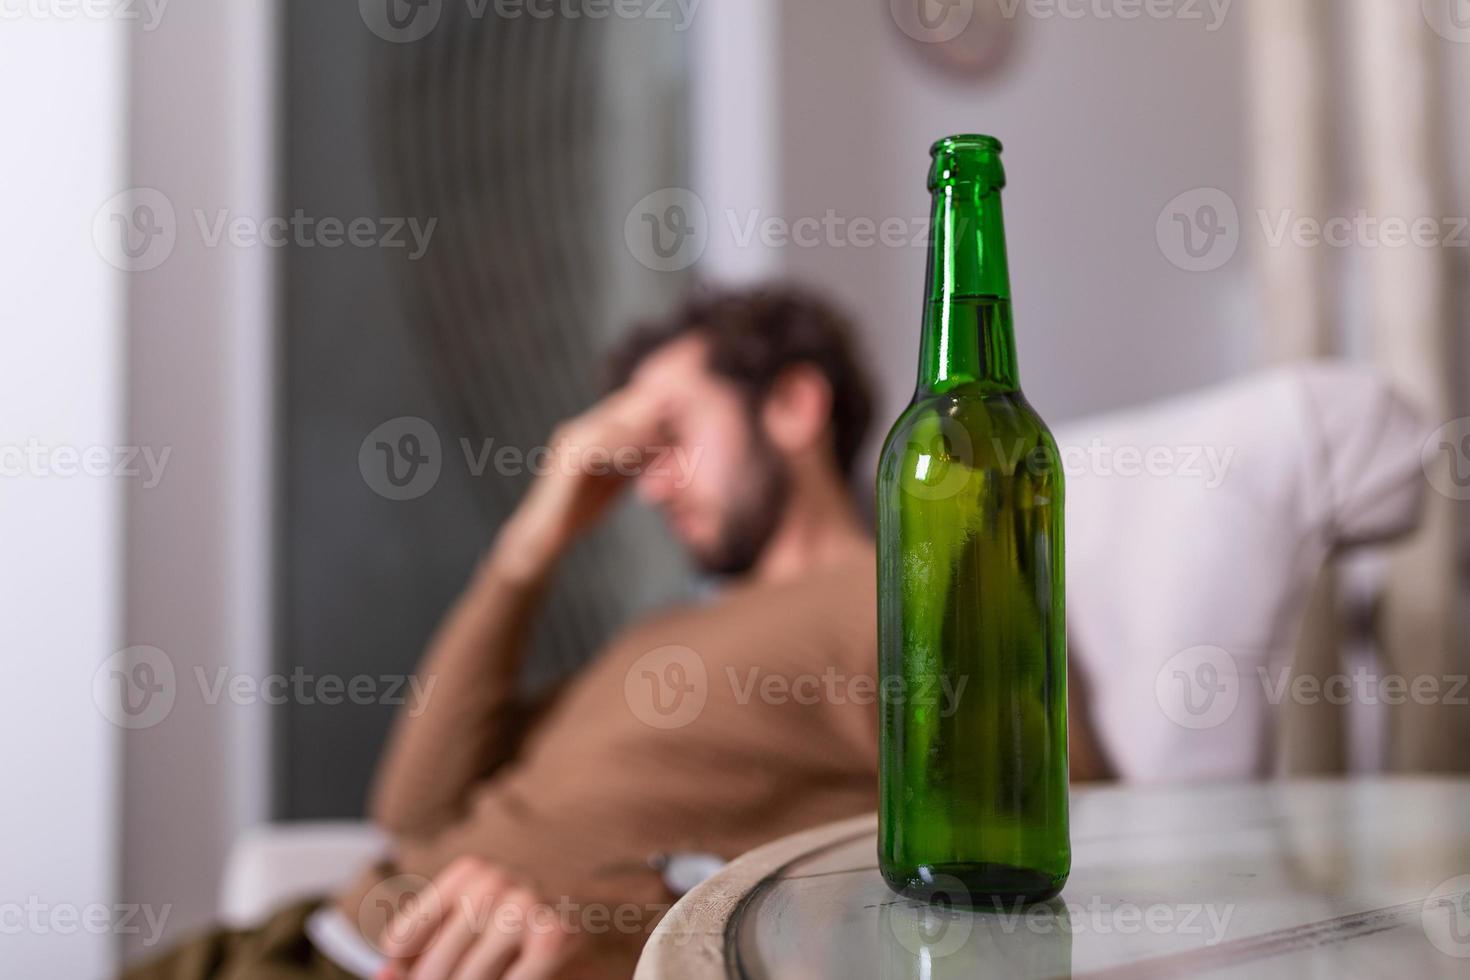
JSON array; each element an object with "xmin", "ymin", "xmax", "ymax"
[
  {"xmin": 218, "ymin": 822, "xmax": 386, "ymax": 927},
  {"xmin": 1060, "ymin": 363, "xmax": 1428, "ymax": 782}
]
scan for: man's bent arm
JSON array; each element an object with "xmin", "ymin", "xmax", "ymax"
[
  {"xmin": 371, "ymin": 387, "xmax": 668, "ymax": 837},
  {"xmin": 369, "ymin": 536, "xmax": 554, "ymax": 838}
]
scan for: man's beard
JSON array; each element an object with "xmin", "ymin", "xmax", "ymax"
[{"xmin": 693, "ymin": 437, "xmax": 791, "ymax": 577}]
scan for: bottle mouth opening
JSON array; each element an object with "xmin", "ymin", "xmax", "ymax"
[
  {"xmin": 928, "ymin": 134, "xmax": 1006, "ymax": 192},
  {"xmin": 930, "ymin": 134, "xmax": 1003, "ymax": 156}
]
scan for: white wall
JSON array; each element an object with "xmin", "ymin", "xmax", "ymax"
[
  {"xmin": 123, "ymin": 0, "xmax": 278, "ymax": 961},
  {"xmin": 0, "ymin": 14, "xmax": 124, "ymax": 976},
  {"xmin": 770, "ymin": 2, "xmax": 1255, "ymax": 441},
  {"xmin": 688, "ymin": 0, "xmax": 782, "ymax": 282}
]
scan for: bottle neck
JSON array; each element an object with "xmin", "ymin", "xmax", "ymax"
[{"xmin": 917, "ymin": 150, "xmax": 1019, "ymax": 396}]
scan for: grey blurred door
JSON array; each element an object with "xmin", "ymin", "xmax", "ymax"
[{"xmin": 278, "ymin": 0, "xmax": 689, "ymax": 818}]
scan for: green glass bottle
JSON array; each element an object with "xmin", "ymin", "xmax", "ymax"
[{"xmin": 877, "ymin": 135, "xmax": 1069, "ymax": 907}]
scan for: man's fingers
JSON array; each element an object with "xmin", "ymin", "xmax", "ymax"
[
  {"xmin": 446, "ymin": 888, "xmax": 543, "ymax": 980},
  {"xmin": 501, "ymin": 925, "xmax": 575, "ymax": 980},
  {"xmin": 561, "ymin": 387, "xmax": 673, "ymax": 459},
  {"xmin": 605, "ymin": 386, "xmax": 672, "ymax": 435},
  {"xmin": 379, "ymin": 857, "xmax": 495, "ymax": 960},
  {"xmin": 376, "ymin": 868, "xmax": 577, "ymax": 980},
  {"xmin": 406, "ymin": 871, "xmax": 506, "ymax": 980}
]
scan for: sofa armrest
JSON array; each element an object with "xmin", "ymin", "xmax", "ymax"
[{"xmin": 218, "ymin": 822, "xmax": 388, "ymax": 928}]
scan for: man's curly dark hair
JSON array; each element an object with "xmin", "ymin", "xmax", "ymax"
[{"xmin": 604, "ymin": 284, "xmax": 876, "ymax": 477}]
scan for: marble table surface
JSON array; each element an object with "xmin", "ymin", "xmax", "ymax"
[{"xmin": 635, "ymin": 778, "xmax": 1470, "ymax": 979}]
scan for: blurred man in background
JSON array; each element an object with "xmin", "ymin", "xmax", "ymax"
[{"xmin": 128, "ymin": 285, "xmax": 913, "ymax": 979}]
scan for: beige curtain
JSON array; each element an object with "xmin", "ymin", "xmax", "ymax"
[
  {"xmin": 1246, "ymin": 0, "xmax": 1466, "ymax": 773},
  {"xmin": 1246, "ymin": 0, "xmax": 1344, "ymax": 774},
  {"xmin": 1349, "ymin": 0, "xmax": 1467, "ymax": 772}
]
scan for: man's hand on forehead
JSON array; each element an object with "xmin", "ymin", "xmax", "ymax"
[
  {"xmin": 490, "ymin": 383, "xmax": 686, "ymax": 580},
  {"xmin": 577, "ymin": 384, "xmax": 676, "ymax": 457}
]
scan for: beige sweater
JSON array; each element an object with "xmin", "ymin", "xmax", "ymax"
[{"xmin": 340, "ymin": 548, "xmax": 881, "ymax": 972}]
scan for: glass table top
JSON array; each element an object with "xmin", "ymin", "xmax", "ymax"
[{"xmin": 641, "ymin": 779, "xmax": 1470, "ymax": 979}]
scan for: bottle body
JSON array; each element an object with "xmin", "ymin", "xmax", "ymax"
[{"xmin": 877, "ymin": 137, "xmax": 1069, "ymax": 907}]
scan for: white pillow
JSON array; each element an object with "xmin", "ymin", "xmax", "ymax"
[{"xmin": 1058, "ymin": 364, "xmax": 1429, "ymax": 782}]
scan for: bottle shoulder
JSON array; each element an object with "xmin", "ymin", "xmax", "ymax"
[
  {"xmin": 882, "ymin": 386, "xmax": 1056, "ymax": 445},
  {"xmin": 878, "ymin": 385, "xmax": 1062, "ymax": 483}
]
